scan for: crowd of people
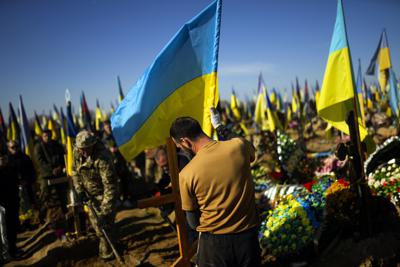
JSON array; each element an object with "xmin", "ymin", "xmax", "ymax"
[
  {"xmin": 0, "ymin": 116, "xmax": 184, "ymax": 262},
  {"xmin": 0, "ymin": 96, "xmax": 273, "ymax": 266},
  {"xmin": 0, "ymin": 90, "xmax": 398, "ymax": 266}
]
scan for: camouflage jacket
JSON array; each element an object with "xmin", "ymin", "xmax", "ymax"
[{"xmin": 71, "ymin": 142, "xmax": 117, "ymax": 216}]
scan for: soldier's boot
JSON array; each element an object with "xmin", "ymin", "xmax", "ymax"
[{"xmin": 99, "ymin": 237, "xmax": 114, "ymax": 260}]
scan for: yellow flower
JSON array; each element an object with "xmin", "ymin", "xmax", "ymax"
[{"xmin": 264, "ymin": 230, "xmax": 270, "ymax": 238}]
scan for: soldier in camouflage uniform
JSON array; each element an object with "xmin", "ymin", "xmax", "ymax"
[{"xmin": 71, "ymin": 130, "xmax": 118, "ymax": 260}]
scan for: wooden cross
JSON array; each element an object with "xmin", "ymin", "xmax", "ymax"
[{"xmin": 137, "ymin": 138, "xmax": 196, "ymax": 267}]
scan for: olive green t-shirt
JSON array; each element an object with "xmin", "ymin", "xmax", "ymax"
[{"xmin": 179, "ymin": 138, "xmax": 259, "ymax": 234}]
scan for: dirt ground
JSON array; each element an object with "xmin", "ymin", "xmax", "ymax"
[{"xmin": 6, "ymin": 208, "xmax": 179, "ymax": 267}]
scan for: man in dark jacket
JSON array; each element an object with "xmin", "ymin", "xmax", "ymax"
[
  {"xmin": 0, "ymin": 151, "xmax": 20, "ymax": 258},
  {"xmin": 34, "ymin": 129, "xmax": 68, "ymax": 224},
  {"xmin": 7, "ymin": 140, "xmax": 36, "ymax": 215}
]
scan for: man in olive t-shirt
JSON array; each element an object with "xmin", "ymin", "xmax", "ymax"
[{"xmin": 170, "ymin": 116, "xmax": 260, "ymax": 267}]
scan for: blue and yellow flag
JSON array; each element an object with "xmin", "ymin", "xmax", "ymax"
[
  {"xmin": 317, "ymin": 0, "xmax": 367, "ymax": 140},
  {"xmin": 315, "ymin": 80, "xmax": 320, "ymax": 108},
  {"xmin": 304, "ymin": 80, "xmax": 310, "ymax": 103},
  {"xmin": 95, "ymin": 99, "xmax": 103, "ymax": 131},
  {"xmin": 388, "ymin": 69, "xmax": 399, "ymax": 117},
  {"xmin": 118, "ymin": 76, "xmax": 124, "ymax": 103},
  {"xmin": 110, "ymin": 102, "xmax": 115, "ymax": 116},
  {"xmin": 33, "ymin": 112, "xmax": 43, "ymax": 137},
  {"xmin": 41, "ymin": 114, "xmax": 48, "ymax": 131},
  {"xmin": 356, "ymin": 59, "xmax": 366, "ymax": 126},
  {"xmin": 254, "ymin": 73, "xmax": 267, "ymax": 129},
  {"xmin": 291, "ymin": 81, "xmax": 300, "ymax": 114},
  {"xmin": 284, "ymin": 103, "xmax": 292, "ymax": 130},
  {"xmin": 7, "ymin": 103, "xmax": 19, "ymax": 142},
  {"xmin": 0, "ymin": 107, "xmax": 6, "ymax": 141},
  {"xmin": 18, "ymin": 95, "xmax": 32, "ymax": 156},
  {"xmin": 80, "ymin": 92, "xmax": 92, "ymax": 131},
  {"xmin": 66, "ymin": 101, "xmax": 77, "ymax": 176},
  {"xmin": 59, "ymin": 108, "xmax": 67, "ymax": 145},
  {"xmin": 230, "ymin": 89, "xmax": 241, "ymax": 120},
  {"xmin": 364, "ymin": 79, "xmax": 373, "ymax": 110},
  {"xmin": 275, "ymin": 89, "xmax": 283, "ymax": 112},
  {"xmin": 111, "ymin": 0, "xmax": 221, "ymax": 160},
  {"xmin": 366, "ymin": 30, "xmax": 392, "ymax": 92},
  {"xmin": 269, "ymin": 90, "xmax": 276, "ymax": 107},
  {"xmin": 53, "ymin": 104, "xmax": 61, "ymax": 124},
  {"xmin": 265, "ymin": 88, "xmax": 283, "ymax": 132},
  {"xmin": 295, "ymin": 77, "xmax": 302, "ymax": 106},
  {"xmin": 47, "ymin": 117, "xmax": 58, "ymax": 140}
]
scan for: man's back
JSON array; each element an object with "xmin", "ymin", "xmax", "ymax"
[{"xmin": 179, "ymin": 138, "xmax": 258, "ymax": 234}]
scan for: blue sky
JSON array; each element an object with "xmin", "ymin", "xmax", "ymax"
[{"xmin": 1, "ymin": 0, "xmax": 399, "ymax": 118}]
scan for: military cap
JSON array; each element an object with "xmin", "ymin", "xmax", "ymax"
[{"xmin": 76, "ymin": 130, "xmax": 97, "ymax": 149}]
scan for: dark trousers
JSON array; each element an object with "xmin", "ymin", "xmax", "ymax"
[
  {"xmin": 197, "ymin": 227, "xmax": 260, "ymax": 267},
  {"xmin": 39, "ymin": 180, "xmax": 68, "ymax": 223},
  {"xmin": 4, "ymin": 206, "xmax": 19, "ymax": 257}
]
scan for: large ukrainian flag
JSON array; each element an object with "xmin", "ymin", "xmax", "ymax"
[
  {"xmin": 317, "ymin": 0, "xmax": 367, "ymax": 140},
  {"xmin": 111, "ymin": 0, "xmax": 221, "ymax": 160}
]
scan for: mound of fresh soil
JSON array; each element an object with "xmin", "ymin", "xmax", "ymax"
[{"xmin": 6, "ymin": 208, "xmax": 179, "ymax": 267}]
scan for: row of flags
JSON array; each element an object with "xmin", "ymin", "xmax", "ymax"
[
  {"xmin": 0, "ymin": 77, "xmax": 127, "ymax": 160},
  {"xmin": 366, "ymin": 30, "xmax": 399, "ymax": 117},
  {"xmin": 0, "ymin": 79, "xmax": 126, "ymax": 180},
  {"xmin": 110, "ymin": 0, "xmax": 399, "ymax": 160},
  {"xmin": 1, "ymin": 0, "xmax": 398, "ymax": 163}
]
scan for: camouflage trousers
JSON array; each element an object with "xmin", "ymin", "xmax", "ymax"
[
  {"xmin": 38, "ymin": 178, "xmax": 69, "ymax": 224},
  {"xmin": 87, "ymin": 203, "xmax": 116, "ymax": 259}
]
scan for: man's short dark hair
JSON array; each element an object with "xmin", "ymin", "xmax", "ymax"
[
  {"xmin": 42, "ymin": 129, "xmax": 52, "ymax": 135},
  {"xmin": 170, "ymin": 117, "xmax": 204, "ymax": 141}
]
